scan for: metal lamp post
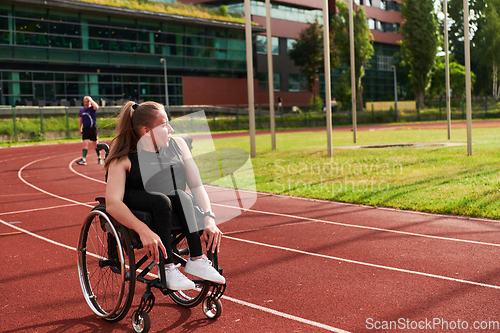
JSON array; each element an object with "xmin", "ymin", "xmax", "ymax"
[
  {"xmin": 392, "ymin": 65, "xmax": 398, "ymax": 120},
  {"xmin": 160, "ymin": 58, "xmax": 169, "ymax": 116}
]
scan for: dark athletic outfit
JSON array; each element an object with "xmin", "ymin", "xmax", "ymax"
[
  {"xmin": 79, "ymin": 105, "xmax": 98, "ymax": 141},
  {"xmin": 123, "ymin": 139, "xmax": 203, "ymax": 264}
]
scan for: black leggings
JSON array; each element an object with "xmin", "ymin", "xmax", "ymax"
[{"xmin": 123, "ymin": 189, "xmax": 203, "ymax": 264}]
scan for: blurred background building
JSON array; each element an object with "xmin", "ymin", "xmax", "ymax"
[{"xmin": 0, "ymin": 0, "xmax": 402, "ymax": 108}]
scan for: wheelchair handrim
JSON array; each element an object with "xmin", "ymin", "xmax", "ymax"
[{"xmin": 77, "ymin": 210, "xmax": 127, "ymax": 319}]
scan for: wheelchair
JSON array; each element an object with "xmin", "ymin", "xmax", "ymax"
[{"xmin": 77, "ymin": 143, "xmax": 226, "ymax": 333}]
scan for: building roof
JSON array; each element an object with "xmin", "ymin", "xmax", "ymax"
[{"xmin": 8, "ymin": 0, "xmax": 265, "ymax": 32}]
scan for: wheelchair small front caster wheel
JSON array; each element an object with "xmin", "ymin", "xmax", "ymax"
[
  {"xmin": 202, "ymin": 297, "xmax": 222, "ymax": 320},
  {"xmin": 132, "ymin": 309, "xmax": 151, "ymax": 333}
]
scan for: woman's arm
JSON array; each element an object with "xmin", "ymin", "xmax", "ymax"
[
  {"xmin": 106, "ymin": 157, "xmax": 167, "ymax": 263},
  {"xmin": 173, "ymin": 137, "xmax": 222, "ymax": 253}
]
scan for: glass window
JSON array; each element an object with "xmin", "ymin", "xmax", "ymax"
[
  {"xmin": 289, "ymin": 74, "xmax": 309, "ymax": 91},
  {"xmin": 227, "ymin": 39, "xmax": 245, "ymax": 51},
  {"xmin": 186, "ymin": 25, "xmax": 206, "ymax": 36},
  {"xmin": 377, "ymin": 55, "xmax": 393, "ymax": 71},
  {"xmin": 19, "ymin": 72, "xmax": 32, "ymax": 81},
  {"xmin": 167, "ymin": 23, "xmax": 184, "ymax": 34},
  {"xmin": 287, "ymin": 38, "xmax": 296, "ymax": 53},
  {"xmin": 256, "ymin": 35, "xmax": 278, "ymax": 54},
  {"xmin": 367, "ymin": 19, "xmax": 376, "ymax": 30},
  {"xmin": 257, "ymin": 72, "xmax": 280, "ymax": 91},
  {"xmin": 210, "ymin": 28, "xmax": 226, "ymax": 38},
  {"xmin": 110, "ymin": 17, "xmax": 135, "ymax": 29},
  {"xmin": 271, "ymin": 36, "xmax": 279, "ymax": 55},
  {"xmin": 49, "ymin": 9, "xmax": 80, "ymax": 23},
  {"xmin": 227, "ymin": 30, "xmax": 244, "ymax": 40},
  {"xmin": 82, "ymin": 14, "xmax": 108, "ymax": 26},
  {"xmin": 15, "ymin": 8, "xmax": 47, "ymax": 20},
  {"xmin": 33, "ymin": 72, "xmax": 53, "ymax": 81},
  {"xmin": 256, "ymin": 35, "xmax": 266, "ymax": 53}
]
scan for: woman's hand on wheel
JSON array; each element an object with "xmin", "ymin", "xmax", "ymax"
[
  {"xmin": 202, "ymin": 218, "xmax": 222, "ymax": 253},
  {"xmin": 139, "ymin": 228, "xmax": 167, "ymax": 264}
]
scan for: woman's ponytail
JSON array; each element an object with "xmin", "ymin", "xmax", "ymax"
[{"xmin": 104, "ymin": 101, "xmax": 137, "ymax": 171}]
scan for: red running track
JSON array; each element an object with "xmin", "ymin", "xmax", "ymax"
[{"xmin": 2, "ymin": 125, "xmax": 500, "ymax": 332}]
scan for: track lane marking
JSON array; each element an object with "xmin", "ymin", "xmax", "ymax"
[
  {"xmin": 0, "ymin": 231, "xmax": 22, "ymax": 236},
  {"xmin": 68, "ymin": 166, "xmax": 500, "ymax": 248},
  {"xmin": 11, "ymin": 156, "xmax": 351, "ymax": 333},
  {"xmin": 222, "ymin": 295, "xmax": 350, "ymax": 333},
  {"xmin": 215, "ymin": 203, "xmax": 500, "ymax": 248},
  {"xmin": 18, "ymin": 156, "xmax": 94, "ymax": 208},
  {"xmin": 0, "ymin": 202, "xmax": 96, "ymax": 216},
  {"xmin": 0, "ymin": 217, "xmax": 348, "ymax": 333},
  {"xmin": 223, "ymin": 235, "xmax": 500, "ymax": 290}
]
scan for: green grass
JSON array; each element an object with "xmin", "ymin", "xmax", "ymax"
[
  {"xmin": 193, "ymin": 127, "xmax": 500, "ymax": 220},
  {"xmin": 75, "ymin": 0, "xmax": 246, "ymax": 24},
  {"xmin": 0, "ymin": 116, "xmax": 117, "ymax": 135}
]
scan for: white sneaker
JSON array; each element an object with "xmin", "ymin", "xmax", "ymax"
[
  {"xmin": 76, "ymin": 158, "xmax": 87, "ymax": 165},
  {"xmin": 162, "ymin": 264, "xmax": 196, "ymax": 291},
  {"xmin": 184, "ymin": 255, "xmax": 226, "ymax": 284}
]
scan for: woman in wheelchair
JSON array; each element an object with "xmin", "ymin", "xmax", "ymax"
[{"xmin": 103, "ymin": 101, "xmax": 225, "ymax": 291}]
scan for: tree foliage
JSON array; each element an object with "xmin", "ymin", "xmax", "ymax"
[
  {"xmin": 473, "ymin": 0, "xmax": 500, "ymax": 100},
  {"xmin": 330, "ymin": 2, "xmax": 373, "ymax": 111},
  {"xmin": 446, "ymin": 0, "xmax": 489, "ymax": 95},
  {"xmin": 399, "ymin": 0, "xmax": 437, "ymax": 108},
  {"xmin": 288, "ymin": 21, "xmax": 324, "ymax": 97},
  {"xmin": 427, "ymin": 56, "xmax": 475, "ymax": 99}
]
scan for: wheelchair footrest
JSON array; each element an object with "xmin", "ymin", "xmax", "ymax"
[
  {"xmin": 208, "ymin": 283, "xmax": 226, "ymax": 302},
  {"xmin": 138, "ymin": 290, "xmax": 155, "ymax": 314}
]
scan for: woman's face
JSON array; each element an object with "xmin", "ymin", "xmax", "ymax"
[{"xmin": 150, "ymin": 108, "xmax": 174, "ymax": 148}]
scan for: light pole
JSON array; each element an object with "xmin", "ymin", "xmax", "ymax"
[
  {"xmin": 160, "ymin": 58, "xmax": 169, "ymax": 116},
  {"xmin": 323, "ymin": 0, "xmax": 332, "ymax": 157},
  {"xmin": 392, "ymin": 65, "xmax": 398, "ymax": 121}
]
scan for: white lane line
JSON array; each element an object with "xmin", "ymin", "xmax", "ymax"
[
  {"xmin": 214, "ymin": 203, "xmax": 500, "ymax": 248},
  {"xmin": 222, "ymin": 295, "xmax": 350, "ymax": 333},
  {"xmin": 0, "ymin": 202, "xmax": 96, "ymax": 216},
  {"xmin": 10, "ymin": 156, "xmax": 350, "ymax": 333},
  {"xmin": 18, "ymin": 156, "xmax": 93, "ymax": 208},
  {"xmin": 67, "ymin": 170, "xmax": 500, "ymax": 249},
  {"xmin": 0, "ymin": 216, "xmax": 349, "ymax": 333},
  {"xmin": 223, "ymin": 235, "xmax": 500, "ymax": 290},
  {"xmin": 69, "ymin": 158, "xmax": 106, "ymax": 184},
  {"xmin": 0, "ymin": 217, "xmax": 76, "ymax": 252},
  {"xmin": 205, "ymin": 184, "xmax": 500, "ymax": 225}
]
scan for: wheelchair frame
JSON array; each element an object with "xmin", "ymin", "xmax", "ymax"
[{"xmin": 77, "ymin": 143, "xmax": 226, "ymax": 333}]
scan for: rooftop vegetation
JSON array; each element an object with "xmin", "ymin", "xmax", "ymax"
[{"xmin": 74, "ymin": 0, "xmax": 246, "ymax": 24}]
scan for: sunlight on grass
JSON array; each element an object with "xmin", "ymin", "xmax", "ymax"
[{"xmin": 194, "ymin": 127, "xmax": 500, "ymax": 219}]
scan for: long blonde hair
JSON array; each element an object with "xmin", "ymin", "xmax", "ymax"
[{"xmin": 104, "ymin": 101, "xmax": 164, "ymax": 171}]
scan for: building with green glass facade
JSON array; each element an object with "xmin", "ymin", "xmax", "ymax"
[
  {"xmin": 183, "ymin": 0, "xmax": 404, "ymax": 107},
  {"xmin": 0, "ymin": 0, "xmax": 264, "ymax": 107},
  {"xmin": 0, "ymin": 0, "xmax": 404, "ymax": 108}
]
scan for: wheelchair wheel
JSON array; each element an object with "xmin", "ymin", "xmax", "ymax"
[
  {"xmin": 202, "ymin": 297, "xmax": 223, "ymax": 320},
  {"xmin": 131, "ymin": 309, "xmax": 151, "ymax": 333},
  {"xmin": 77, "ymin": 209, "xmax": 136, "ymax": 322},
  {"xmin": 169, "ymin": 235, "xmax": 210, "ymax": 307}
]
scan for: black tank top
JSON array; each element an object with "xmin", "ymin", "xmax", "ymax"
[{"xmin": 125, "ymin": 138, "xmax": 186, "ymax": 195}]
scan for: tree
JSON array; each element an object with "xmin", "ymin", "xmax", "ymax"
[
  {"xmin": 288, "ymin": 20, "xmax": 324, "ymax": 99},
  {"xmin": 330, "ymin": 1, "xmax": 373, "ymax": 111},
  {"xmin": 446, "ymin": 0, "xmax": 489, "ymax": 95},
  {"xmin": 474, "ymin": 0, "xmax": 500, "ymax": 100},
  {"xmin": 399, "ymin": 0, "xmax": 438, "ymax": 109},
  {"xmin": 427, "ymin": 56, "xmax": 475, "ymax": 99}
]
